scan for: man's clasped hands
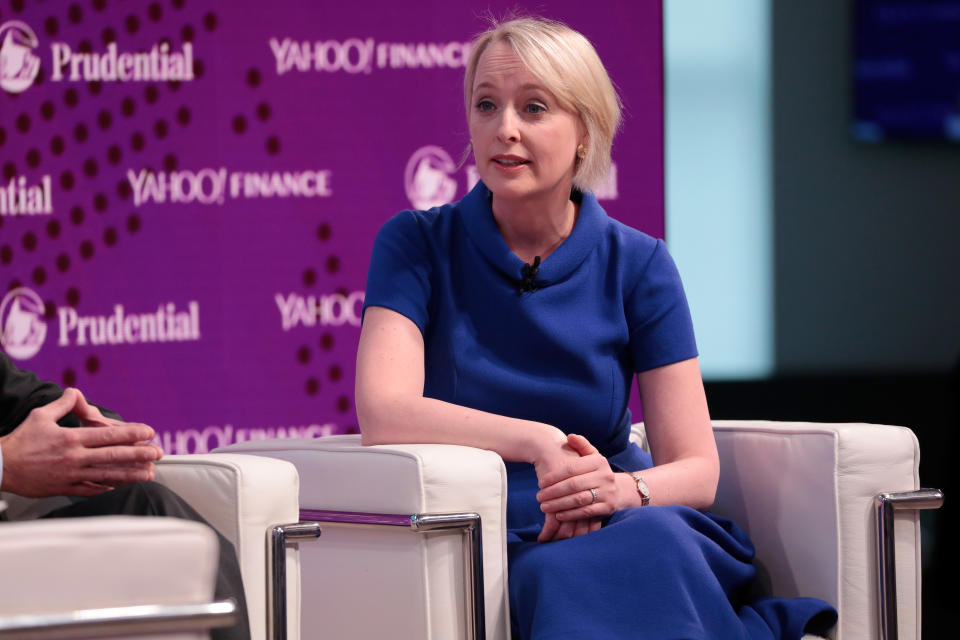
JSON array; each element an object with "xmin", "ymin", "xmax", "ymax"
[{"xmin": 0, "ymin": 387, "xmax": 162, "ymax": 498}]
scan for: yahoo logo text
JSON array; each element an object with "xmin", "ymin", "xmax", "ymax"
[
  {"xmin": 156, "ymin": 423, "xmax": 335, "ymax": 455},
  {"xmin": 269, "ymin": 37, "xmax": 472, "ymax": 75},
  {"xmin": 270, "ymin": 37, "xmax": 374, "ymax": 75},
  {"xmin": 275, "ymin": 291, "xmax": 364, "ymax": 330},
  {"xmin": 128, "ymin": 168, "xmax": 334, "ymax": 207},
  {"xmin": 128, "ymin": 168, "xmax": 227, "ymax": 207}
]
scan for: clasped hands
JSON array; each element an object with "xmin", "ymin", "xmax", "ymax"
[
  {"xmin": 533, "ymin": 433, "xmax": 624, "ymax": 543},
  {"xmin": 0, "ymin": 388, "xmax": 163, "ymax": 498}
]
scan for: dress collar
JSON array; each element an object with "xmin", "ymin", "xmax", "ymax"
[{"xmin": 458, "ymin": 181, "xmax": 605, "ymax": 286}]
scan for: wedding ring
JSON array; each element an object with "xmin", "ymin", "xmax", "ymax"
[{"xmin": 589, "ymin": 488, "xmax": 599, "ymax": 504}]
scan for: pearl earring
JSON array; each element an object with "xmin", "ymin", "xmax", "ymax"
[{"xmin": 576, "ymin": 144, "xmax": 586, "ymax": 159}]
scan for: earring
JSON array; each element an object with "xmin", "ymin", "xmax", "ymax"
[{"xmin": 576, "ymin": 144, "xmax": 586, "ymax": 159}]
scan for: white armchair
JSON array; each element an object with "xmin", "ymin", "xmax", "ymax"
[
  {"xmin": 0, "ymin": 453, "xmax": 303, "ymax": 640},
  {"xmin": 155, "ymin": 454, "xmax": 304, "ymax": 640},
  {"xmin": 0, "ymin": 514, "xmax": 234, "ymax": 639},
  {"xmin": 220, "ymin": 421, "xmax": 942, "ymax": 640}
]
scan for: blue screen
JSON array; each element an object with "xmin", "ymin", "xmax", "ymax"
[{"xmin": 853, "ymin": 1, "xmax": 960, "ymax": 142}]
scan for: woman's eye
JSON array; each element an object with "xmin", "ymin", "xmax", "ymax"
[
  {"xmin": 476, "ymin": 100, "xmax": 495, "ymax": 112},
  {"xmin": 526, "ymin": 103, "xmax": 546, "ymax": 114}
]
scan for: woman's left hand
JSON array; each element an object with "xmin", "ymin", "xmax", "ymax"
[
  {"xmin": 536, "ymin": 434, "xmax": 624, "ymax": 524},
  {"xmin": 537, "ymin": 511, "xmax": 603, "ymax": 543}
]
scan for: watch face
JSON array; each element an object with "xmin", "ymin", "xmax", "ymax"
[
  {"xmin": 636, "ymin": 477, "xmax": 650, "ymax": 497},
  {"xmin": 632, "ymin": 474, "xmax": 650, "ymax": 505}
]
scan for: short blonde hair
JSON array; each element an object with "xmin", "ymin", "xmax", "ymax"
[{"xmin": 463, "ymin": 17, "xmax": 622, "ymax": 193}]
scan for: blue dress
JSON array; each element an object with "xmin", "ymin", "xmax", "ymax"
[{"xmin": 363, "ymin": 181, "xmax": 837, "ymax": 639}]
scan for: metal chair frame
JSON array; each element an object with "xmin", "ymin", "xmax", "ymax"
[
  {"xmin": 268, "ymin": 510, "xmax": 483, "ymax": 640},
  {"xmin": 0, "ymin": 600, "xmax": 236, "ymax": 639}
]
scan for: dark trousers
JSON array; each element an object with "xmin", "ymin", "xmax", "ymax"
[{"xmin": 40, "ymin": 481, "xmax": 251, "ymax": 640}]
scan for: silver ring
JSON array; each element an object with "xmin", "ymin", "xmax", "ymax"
[{"xmin": 589, "ymin": 488, "xmax": 599, "ymax": 504}]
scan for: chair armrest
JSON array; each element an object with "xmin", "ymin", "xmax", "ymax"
[
  {"xmin": 217, "ymin": 435, "xmax": 511, "ymax": 640},
  {"xmin": 708, "ymin": 421, "xmax": 921, "ymax": 640},
  {"xmin": 0, "ymin": 515, "xmax": 224, "ymax": 639},
  {"xmin": 155, "ymin": 454, "xmax": 301, "ymax": 640}
]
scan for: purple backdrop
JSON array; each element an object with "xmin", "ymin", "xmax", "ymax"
[{"xmin": 1, "ymin": 0, "xmax": 663, "ymax": 453}]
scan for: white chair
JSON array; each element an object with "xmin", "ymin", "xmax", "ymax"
[
  {"xmin": 219, "ymin": 421, "xmax": 942, "ymax": 640},
  {"xmin": 0, "ymin": 514, "xmax": 234, "ymax": 639},
  {"xmin": 0, "ymin": 453, "xmax": 304, "ymax": 640},
  {"xmin": 155, "ymin": 454, "xmax": 306, "ymax": 640}
]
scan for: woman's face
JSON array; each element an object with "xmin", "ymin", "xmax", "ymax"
[{"xmin": 468, "ymin": 41, "xmax": 583, "ymax": 205}]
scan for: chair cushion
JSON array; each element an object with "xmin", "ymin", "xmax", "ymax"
[
  {"xmin": 218, "ymin": 435, "xmax": 511, "ymax": 640},
  {"xmin": 0, "ymin": 515, "xmax": 216, "ymax": 615}
]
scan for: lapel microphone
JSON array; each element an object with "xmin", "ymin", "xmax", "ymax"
[{"xmin": 518, "ymin": 256, "xmax": 541, "ymax": 295}]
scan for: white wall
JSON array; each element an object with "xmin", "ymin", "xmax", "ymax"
[{"xmin": 664, "ymin": 0, "xmax": 773, "ymax": 379}]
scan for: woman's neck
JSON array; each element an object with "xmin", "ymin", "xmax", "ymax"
[{"xmin": 491, "ymin": 188, "xmax": 579, "ymax": 264}]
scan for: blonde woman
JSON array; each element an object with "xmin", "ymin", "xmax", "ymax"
[{"xmin": 356, "ymin": 17, "xmax": 836, "ymax": 639}]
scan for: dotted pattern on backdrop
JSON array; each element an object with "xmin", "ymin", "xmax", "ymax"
[
  {"xmin": 0, "ymin": 0, "xmax": 355, "ymax": 431},
  {"xmin": 3, "ymin": 1, "xmax": 662, "ymax": 440}
]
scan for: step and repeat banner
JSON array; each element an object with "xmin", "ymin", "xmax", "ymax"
[{"xmin": 0, "ymin": 0, "xmax": 662, "ymax": 453}]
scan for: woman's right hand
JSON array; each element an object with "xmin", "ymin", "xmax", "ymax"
[{"xmin": 531, "ymin": 430, "xmax": 604, "ymax": 542}]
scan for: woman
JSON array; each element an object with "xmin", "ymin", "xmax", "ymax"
[{"xmin": 356, "ymin": 16, "xmax": 836, "ymax": 640}]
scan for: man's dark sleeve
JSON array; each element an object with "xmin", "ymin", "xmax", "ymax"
[{"xmin": 0, "ymin": 352, "xmax": 121, "ymax": 435}]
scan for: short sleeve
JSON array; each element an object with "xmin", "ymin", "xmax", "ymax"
[
  {"xmin": 626, "ymin": 239, "xmax": 698, "ymax": 372},
  {"xmin": 363, "ymin": 211, "xmax": 433, "ymax": 334}
]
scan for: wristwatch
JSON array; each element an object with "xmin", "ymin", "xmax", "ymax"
[{"xmin": 628, "ymin": 472, "xmax": 651, "ymax": 506}]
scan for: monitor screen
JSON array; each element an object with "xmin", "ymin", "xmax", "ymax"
[{"xmin": 852, "ymin": 1, "xmax": 960, "ymax": 142}]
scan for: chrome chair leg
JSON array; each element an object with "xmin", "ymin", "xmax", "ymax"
[
  {"xmin": 875, "ymin": 488, "xmax": 944, "ymax": 640},
  {"xmin": 268, "ymin": 510, "xmax": 484, "ymax": 640},
  {"xmin": 269, "ymin": 522, "xmax": 321, "ymax": 640},
  {"xmin": 0, "ymin": 600, "xmax": 237, "ymax": 639}
]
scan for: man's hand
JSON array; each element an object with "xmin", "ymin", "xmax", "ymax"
[{"xmin": 0, "ymin": 388, "xmax": 162, "ymax": 498}]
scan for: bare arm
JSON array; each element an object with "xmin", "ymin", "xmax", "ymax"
[
  {"xmin": 538, "ymin": 357, "xmax": 719, "ymax": 516},
  {"xmin": 630, "ymin": 357, "xmax": 718, "ymax": 509},
  {"xmin": 356, "ymin": 306, "xmax": 572, "ymax": 465}
]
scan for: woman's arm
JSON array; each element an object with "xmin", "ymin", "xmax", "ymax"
[
  {"xmin": 359, "ymin": 306, "xmax": 618, "ymax": 541},
  {"xmin": 356, "ymin": 306, "xmax": 575, "ymax": 467},
  {"xmin": 537, "ymin": 357, "xmax": 719, "ymax": 516},
  {"xmin": 630, "ymin": 357, "xmax": 718, "ymax": 510}
]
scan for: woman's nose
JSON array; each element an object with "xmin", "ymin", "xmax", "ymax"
[{"xmin": 496, "ymin": 109, "xmax": 520, "ymax": 143}]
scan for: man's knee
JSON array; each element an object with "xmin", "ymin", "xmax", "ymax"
[
  {"xmin": 124, "ymin": 481, "xmax": 200, "ymax": 519},
  {"xmin": 79, "ymin": 481, "xmax": 198, "ymax": 520}
]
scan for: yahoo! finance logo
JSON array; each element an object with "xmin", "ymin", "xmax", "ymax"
[
  {"xmin": 0, "ymin": 287, "xmax": 47, "ymax": 360},
  {"xmin": 0, "ymin": 21, "xmax": 41, "ymax": 94}
]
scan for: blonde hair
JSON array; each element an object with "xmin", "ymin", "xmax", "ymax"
[{"xmin": 463, "ymin": 17, "xmax": 622, "ymax": 193}]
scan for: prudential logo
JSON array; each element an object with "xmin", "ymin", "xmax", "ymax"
[
  {"xmin": 0, "ymin": 287, "xmax": 47, "ymax": 360},
  {"xmin": 404, "ymin": 146, "xmax": 457, "ymax": 210},
  {"xmin": 0, "ymin": 21, "xmax": 41, "ymax": 94}
]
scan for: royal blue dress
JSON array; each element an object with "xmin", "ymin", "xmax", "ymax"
[{"xmin": 363, "ymin": 181, "xmax": 837, "ymax": 640}]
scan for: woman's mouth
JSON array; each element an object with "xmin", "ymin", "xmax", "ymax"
[{"xmin": 492, "ymin": 156, "xmax": 530, "ymax": 168}]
